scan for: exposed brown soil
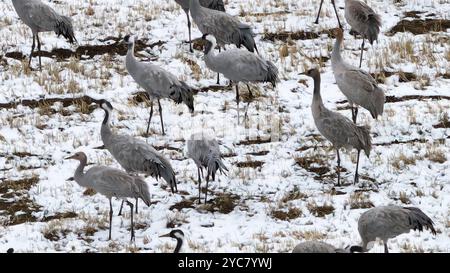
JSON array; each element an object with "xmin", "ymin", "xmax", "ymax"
[
  {"xmin": 0, "ymin": 95, "xmax": 100, "ymax": 115},
  {"xmin": 337, "ymin": 94, "xmax": 450, "ymax": 106},
  {"xmin": 5, "ymin": 38, "xmax": 164, "ymax": 61},
  {"xmin": 169, "ymin": 198, "xmax": 195, "ymax": 211},
  {"xmin": 271, "ymin": 207, "xmax": 302, "ymax": 221},
  {"xmin": 42, "ymin": 212, "xmax": 78, "ymax": 222},
  {"xmin": 204, "ymin": 193, "xmax": 240, "ymax": 214},
  {"xmin": 295, "ymin": 157, "xmax": 330, "ymax": 177},
  {"xmin": 0, "ymin": 176, "xmax": 42, "ymax": 225},
  {"xmin": 246, "ymin": 151, "xmax": 269, "ymax": 156},
  {"xmin": 262, "ymin": 28, "xmax": 340, "ymax": 42},
  {"xmin": 236, "ymin": 161, "xmax": 265, "ymax": 168},
  {"xmin": 404, "ymin": 11, "xmax": 425, "ymax": 19},
  {"xmin": 388, "ymin": 18, "xmax": 450, "ymax": 35},
  {"xmin": 237, "ymin": 137, "xmax": 271, "ymax": 146}
]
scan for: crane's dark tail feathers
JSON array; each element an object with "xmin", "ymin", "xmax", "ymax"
[
  {"xmin": 161, "ymin": 166, "xmax": 178, "ymax": 194},
  {"xmin": 144, "ymin": 159, "xmax": 178, "ymax": 193},
  {"xmin": 55, "ymin": 16, "xmax": 77, "ymax": 44},
  {"xmin": 207, "ymin": 154, "xmax": 228, "ymax": 181},
  {"xmin": 404, "ymin": 207, "xmax": 437, "ymax": 235},
  {"xmin": 355, "ymin": 125, "xmax": 372, "ymax": 158},
  {"xmin": 239, "ymin": 26, "xmax": 258, "ymax": 54},
  {"xmin": 170, "ymin": 82, "xmax": 195, "ymax": 113},
  {"xmin": 207, "ymin": 0, "xmax": 225, "ymax": 12},
  {"xmin": 265, "ymin": 61, "xmax": 279, "ymax": 87},
  {"xmin": 135, "ymin": 178, "xmax": 151, "ymax": 207},
  {"xmin": 370, "ymin": 86, "xmax": 385, "ymax": 120},
  {"xmin": 366, "ymin": 14, "xmax": 381, "ymax": 45}
]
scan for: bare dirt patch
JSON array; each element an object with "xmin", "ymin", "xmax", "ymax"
[
  {"xmin": 0, "ymin": 176, "xmax": 42, "ymax": 225},
  {"xmin": 5, "ymin": 38, "xmax": 165, "ymax": 61},
  {"xmin": 388, "ymin": 19, "xmax": 450, "ymax": 35}
]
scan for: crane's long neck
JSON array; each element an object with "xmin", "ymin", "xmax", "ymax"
[
  {"xmin": 189, "ymin": 0, "xmax": 202, "ymax": 18},
  {"xmin": 174, "ymin": 237, "xmax": 183, "ymax": 253},
  {"xmin": 73, "ymin": 158, "xmax": 89, "ymax": 188},
  {"xmin": 204, "ymin": 39, "xmax": 218, "ymax": 71},
  {"xmin": 312, "ymin": 74, "xmax": 324, "ymax": 107},
  {"xmin": 126, "ymin": 41, "xmax": 138, "ymax": 70},
  {"xmin": 331, "ymin": 35, "xmax": 344, "ymax": 68},
  {"xmin": 100, "ymin": 108, "xmax": 113, "ymax": 145}
]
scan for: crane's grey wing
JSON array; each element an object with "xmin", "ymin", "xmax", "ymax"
[
  {"xmin": 108, "ymin": 134, "xmax": 166, "ymax": 174},
  {"xmin": 135, "ymin": 63, "xmax": 181, "ymax": 96},
  {"xmin": 346, "ymin": 0, "xmax": 373, "ymax": 24},
  {"xmin": 341, "ymin": 69, "xmax": 378, "ymax": 93},
  {"xmin": 21, "ymin": 1, "xmax": 63, "ymax": 32},
  {"xmin": 292, "ymin": 241, "xmax": 336, "ymax": 253},
  {"xmin": 315, "ymin": 110, "xmax": 360, "ymax": 147},
  {"xmin": 200, "ymin": 0, "xmax": 226, "ymax": 11},
  {"xmin": 196, "ymin": 10, "xmax": 240, "ymax": 40},
  {"xmin": 212, "ymin": 50, "xmax": 270, "ymax": 81},
  {"xmin": 85, "ymin": 167, "xmax": 136, "ymax": 198}
]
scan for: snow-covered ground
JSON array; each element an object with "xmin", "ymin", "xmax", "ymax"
[{"xmin": 0, "ymin": 0, "xmax": 449, "ymax": 253}]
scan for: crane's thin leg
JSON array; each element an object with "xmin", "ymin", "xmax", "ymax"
[
  {"xmin": 331, "ymin": 0, "xmax": 342, "ymax": 29},
  {"xmin": 36, "ymin": 33, "xmax": 42, "ymax": 71},
  {"xmin": 352, "ymin": 106, "xmax": 359, "ymax": 124},
  {"xmin": 126, "ymin": 200, "xmax": 135, "ymax": 242},
  {"xmin": 158, "ymin": 99, "xmax": 165, "ymax": 136},
  {"xmin": 236, "ymin": 84, "xmax": 240, "ymax": 124},
  {"xmin": 384, "ymin": 243, "xmax": 389, "ymax": 253},
  {"xmin": 118, "ymin": 200, "xmax": 124, "ymax": 216},
  {"xmin": 186, "ymin": 12, "xmax": 193, "ymax": 53},
  {"xmin": 146, "ymin": 101, "xmax": 154, "ymax": 136},
  {"xmin": 135, "ymin": 197, "xmax": 138, "ymax": 213},
  {"xmin": 205, "ymin": 173, "xmax": 210, "ymax": 203},
  {"xmin": 354, "ymin": 150, "xmax": 361, "ymax": 185},
  {"xmin": 108, "ymin": 198, "xmax": 113, "ymax": 240},
  {"xmin": 359, "ymin": 38, "xmax": 365, "ymax": 68},
  {"xmin": 315, "ymin": 0, "xmax": 324, "ymax": 24},
  {"xmin": 246, "ymin": 84, "xmax": 253, "ymax": 98},
  {"xmin": 216, "ymin": 47, "xmax": 221, "ymax": 85},
  {"xmin": 28, "ymin": 34, "xmax": 36, "ymax": 69},
  {"xmin": 197, "ymin": 167, "xmax": 202, "ymax": 204},
  {"xmin": 336, "ymin": 149, "xmax": 341, "ymax": 186}
]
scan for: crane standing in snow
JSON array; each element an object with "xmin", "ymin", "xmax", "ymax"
[
  {"xmin": 188, "ymin": 0, "xmax": 258, "ymax": 84},
  {"xmin": 174, "ymin": 0, "xmax": 225, "ymax": 53},
  {"xmin": 202, "ymin": 34, "xmax": 278, "ymax": 123},
  {"xmin": 97, "ymin": 99, "xmax": 178, "ymax": 215},
  {"xmin": 12, "ymin": 0, "xmax": 76, "ymax": 70},
  {"xmin": 124, "ymin": 34, "xmax": 194, "ymax": 135},
  {"xmin": 187, "ymin": 132, "xmax": 228, "ymax": 203},
  {"xmin": 331, "ymin": 28, "xmax": 384, "ymax": 124},
  {"xmin": 303, "ymin": 68, "xmax": 371, "ymax": 186},
  {"xmin": 66, "ymin": 152, "xmax": 151, "ymax": 241},
  {"xmin": 350, "ymin": 206, "xmax": 436, "ymax": 253}
]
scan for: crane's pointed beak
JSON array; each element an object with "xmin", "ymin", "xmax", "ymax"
[
  {"xmin": 159, "ymin": 233, "xmax": 171, "ymax": 238},
  {"xmin": 65, "ymin": 155, "xmax": 76, "ymax": 160}
]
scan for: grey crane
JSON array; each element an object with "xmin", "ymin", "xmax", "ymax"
[
  {"xmin": 12, "ymin": 0, "xmax": 76, "ymax": 70},
  {"xmin": 331, "ymin": 28, "xmax": 384, "ymax": 124},
  {"xmin": 350, "ymin": 206, "xmax": 437, "ymax": 253},
  {"xmin": 303, "ymin": 68, "xmax": 371, "ymax": 186},
  {"xmin": 187, "ymin": 132, "xmax": 228, "ymax": 203},
  {"xmin": 124, "ymin": 34, "xmax": 194, "ymax": 136},
  {"xmin": 345, "ymin": 0, "xmax": 381, "ymax": 67},
  {"xmin": 66, "ymin": 152, "xmax": 151, "ymax": 241},
  {"xmin": 314, "ymin": 0, "xmax": 342, "ymax": 28},
  {"xmin": 97, "ymin": 99, "xmax": 177, "ymax": 216},
  {"xmin": 189, "ymin": 0, "xmax": 258, "ymax": 84},
  {"xmin": 174, "ymin": 0, "xmax": 225, "ymax": 53},
  {"xmin": 292, "ymin": 241, "xmax": 350, "ymax": 253},
  {"xmin": 202, "ymin": 34, "xmax": 278, "ymax": 123},
  {"xmin": 160, "ymin": 229, "xmax": 185, "ymax": 253},
  {"xmin": 316, "ymin": 0, "xmax": 381, "ymax": 67}
]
